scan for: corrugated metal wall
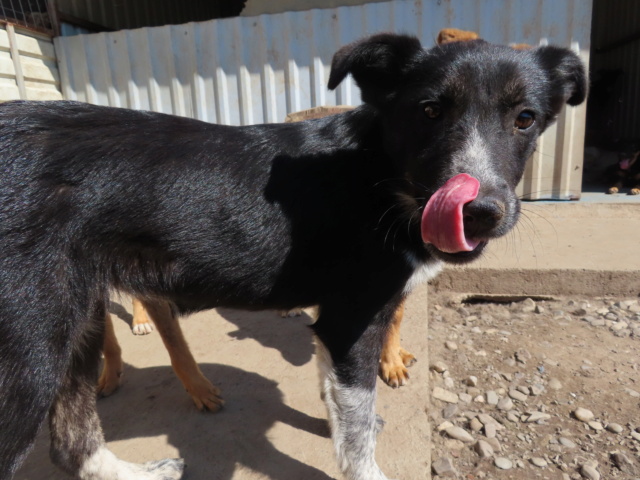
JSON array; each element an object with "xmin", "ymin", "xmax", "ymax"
[
  {"xmin": 0, "ymin": 24, "xmax": 62, "ymax": 101},
  {"xmin": 590, "ymin": 0, "xmax": 640, "ymax": 142},
  {"xmin": 54, "ymin": 0, "xmax": 592, "ymax": 200}
]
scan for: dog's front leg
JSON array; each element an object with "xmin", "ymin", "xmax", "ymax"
[{"xmin": 314, "ymin": 306, "xmax": 395, "ymax": 480}]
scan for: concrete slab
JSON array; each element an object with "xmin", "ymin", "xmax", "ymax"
[
  {"xmin": 16, "ymin": 287, "xmax": 433, "ymax": 480},
  {"xmin": 432, "ymin": 201, "xmax": 640, "ymax": 296}
]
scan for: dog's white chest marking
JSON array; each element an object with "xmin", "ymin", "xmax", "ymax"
[{"xmin": 403, "ymin": 255, "xmax": 443, "ymax": 294}]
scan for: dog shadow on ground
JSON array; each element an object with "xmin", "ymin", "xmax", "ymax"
[
  {"xmin": 15, "ymin": 363, "xmax": 333, "ymax": 480},
  {"xmin": 107, "ymin": 300, "xmax": 316, "ymax": 368},
  {"xmin": 109, "ymin": 299, "xmax": 135, "ymax": 327},
  {"xmin": 217, "ymin": 308, "xmax": 316, "ymax": 367}
]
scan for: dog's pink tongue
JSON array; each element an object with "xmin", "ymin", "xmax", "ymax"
[
  {"xmin": 620, "ymin": 159, "xmax": 631, "ymax": 170},
  {"xmin": 421, "ymin": 173, "xmax": 481, "ymax": 253}
]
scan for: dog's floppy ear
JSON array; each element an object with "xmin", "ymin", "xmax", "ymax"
[
  {"xmin": 534, "ymin": 46, "xmax": 588, "ymax": 107},
  {"xmin": 328, "ymin": 33, "xmax": 423, "ymax": 105}
]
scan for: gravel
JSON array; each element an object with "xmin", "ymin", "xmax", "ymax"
[{"xmin": 428, "ymin": 291, "xmax": 640, "ymax": 479}]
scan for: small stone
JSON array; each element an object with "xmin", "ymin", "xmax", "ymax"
[
  {"xmin": 530, "ymin": 383, "xmax": 545, "ymax": 396},
  {"xmin": 588, "ymin": 421, "xmax": 604, "ymax": 431},
  {"xmin": 509, "ymin": 389, "xmax": 528, "ymax": 402},
  {"xmin": 477, "ymin": 414, "xmax": 496, "ymax": 426},
  {"xmin": 505, "ymin": 412, "xmax": 518, "ymax": 424},
  {"xmin": 484, "ymin": 422, "xmax": 497, "ymax": 439},
  {"xmin": 473, "ymin": 395, "xmax": 485, "ymax": 403},
  {"xmin": 443, "ymin": 439, "xmax": 466, "ymax": 451},
  {"xmin": 444, "ymin": 340, "xmax": 458, "ymax": 351},
  {"xmin": 624, "ymin": 388, "xmax": 640, "ymax": 398},
  {"xmin": 469, "ymin": 417, "xmax": 483, "ymax": 432},
  {"xmin": 458, "ymin": 393, "xmax": 472, "ymax": 404},
  {"xmin": 465, "ymin": 376, "xmax": 478, "ymax": 387},
  {"xmin": 530, "ymin": 457, "xmax": 548, "ymax": 468},
  {"xmin": 630, "ymin": 430, "xmax": 640, "ymax": 441},
  {"xmin": 445, "ymin": 426, "xmax": 475, "ymax": 443},
  {"xmin": 432, "ymin": 387, "xmax": 458, "ymax": 404},
  {"xmin": 494, "ymin": 457, "xmax": 513, "ymax": 470},
  {"xmin": 515, "ymin": 348, "xmax": 532, "ymax": 363},
  {"xmin": 442, "ymin": 404, "xmax": 458, "ymax": 419},
  {"xmin": 525, "ymin": 412, "xmax": 551, "ymax": 423},
  {"xmin": 497, "ymin": 397, "xmax": 514, "ymax": 411},
  {"xmin": 580, "ymin": 464, "xmax": 600, "ymax": 480},
  {"xmin": 606, "ymin": 423, "xmax": 623, "ymax": 434},
  {"xmin": 611, "ymin": 452, "xmax": 634, "ymax": 474},
  {"xmin": 504, "ymin": 358, "xmax": 516, "ymax": 367},
  {"xmin": 548, "ymin": 378, "xmax": 563, "ymax": 390},
  {"xmin": 573, "ymin": 407, "xmax": 594, "ymax": 422},
  {"xmin": 559, "ymin": 437, "xmax": 576, "ymax": 448},
  {"xmin": 474, "ymin": 440, "xmax": 494, "ymax": 458},
  {"xmin": 522, "ymin": 298, "xmax": 536, "ymax": 313},
  {"xmin": 484, "ymin": 437, "xmax": 501, "ymax": 452},
  {"xmin": 432, "ymin": 456, "xmax": 457, "ymax": 477},
  {"xmin": 437, "ymin": 421, "xmax": 454, "ymax": 431},
  {"xmin": 431, "ymin": 361, "xmax": 448, "ymax": 373},
  {"xmin": 486, "ymin": 390, "xmax": 499, "ymax": 406}
]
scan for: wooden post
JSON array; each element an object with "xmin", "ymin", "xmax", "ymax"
[{"xmin": 6, "ymin": 24, "xmax": 27, "ymax": 100}]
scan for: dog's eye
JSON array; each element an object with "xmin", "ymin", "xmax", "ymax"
[
  {"xmin": 515, "ymin": 111, "xmax": 535, "ymax": 130},
  {"xmin": 424, "ymin": 104, "xmax": 441, "ymax": 119}
]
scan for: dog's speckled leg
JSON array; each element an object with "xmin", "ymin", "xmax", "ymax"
[
  {"xmin": 316, "ymin": 339, "xmax": 390, "ymax": 480},
  {"xmin": 50, "ymin": 302, "xmax": 184, "ymax": 480},
  {"xmin": 78, "ymin": 448, "xmax": 183, "ymax": 480}
]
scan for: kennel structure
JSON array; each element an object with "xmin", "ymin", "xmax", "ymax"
[
  {"xmin": 0, "ymin": 24, "xmax": 62, "ymax": 101},
  {"xmin": 1, "ymin": 0, "xmax": 618, "ymax": 201}
]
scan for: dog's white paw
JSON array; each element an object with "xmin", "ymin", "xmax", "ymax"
[
  {"xmin": 132, "ymin": 321, "xmax": 154, "ymax": 335},
  {"xmin": 141, "ymin": 458, "xmax": 185, "ymax": 479},
  {"xmin": 79, "ymin": 448, "xmax": 184, "ymax": 480}
]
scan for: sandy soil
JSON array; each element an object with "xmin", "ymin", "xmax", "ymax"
[
  {"xmin": 14, "ymin": 285, "xmax": 640, "ymax": 480},
  {"xmin": 15, "ymin": 287, "xmax": 432, "ymax": 480}
]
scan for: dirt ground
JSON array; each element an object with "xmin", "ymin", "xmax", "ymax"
[
  {"xmin": 15, "ymin": 287, "xmax": 433, "ymax": 480},
  {"xmin": 428, "ymin": 290, "xmax": 640, "ymax": 480},
  {"xmin": 13, "ymin": 284, "xmax": 640, "ymax": 480}
]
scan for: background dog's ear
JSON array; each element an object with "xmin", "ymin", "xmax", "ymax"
[
  {"xmin": 534, "ymin": 46, "xmax": 588, "ymax": 107},
  {"xmin": 328, "ymin": 33, "xmax": 423, "ymax": 105}
]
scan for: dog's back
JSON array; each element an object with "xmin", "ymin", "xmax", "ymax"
[{"xmin": 0, "ymin": 101, "xmax": 404, "ymax": 312}]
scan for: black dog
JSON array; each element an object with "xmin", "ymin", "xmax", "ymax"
[
  {"xmin": 0, "ymin": 33, "xmax": 585, "ymax": 480},
  {"xmin": 607, "ymin": 140, "xmax": 640, "ymax": 194}
]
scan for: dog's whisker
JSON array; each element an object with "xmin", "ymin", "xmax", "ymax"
[{"xmin": 377, "ymin": 203, "xmax": 402, "ymax": 230}]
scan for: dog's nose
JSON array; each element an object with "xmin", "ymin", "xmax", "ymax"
[{"xmin": 462, "ymin": 198, "xmax": 505, "ymax": 237}]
